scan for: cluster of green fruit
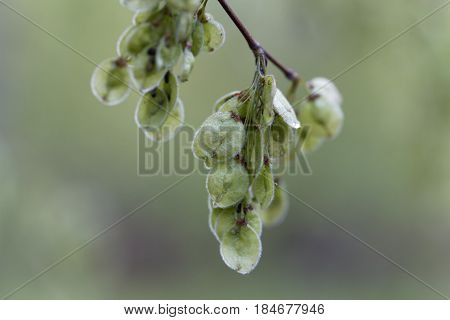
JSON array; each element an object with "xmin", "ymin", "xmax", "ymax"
[
  {"xmin": 91, "ymin": 0, "xmax": 345, "ymax": 274},
  {"xmin": 191, "ymin": 63, "xmax": 344, "ymax": 273},
  {"xmin": 192, "ymin": 62, "xmax": 304, "ymax": 273},
  {"xmin": 91, "ymin": 0, "xmax": 225, "ymax": 141}
]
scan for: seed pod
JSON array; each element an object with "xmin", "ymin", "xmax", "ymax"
[
  {"xmin": 142, "ymin": 98, "xmax": 185, "ymax": 142},
  {"xmin": 298, "ymin": 102, "xmax": 325, "ymax": 153},
  {"xmin": 135, "ymin": 87, "xmax": 170, "ymax": 130},
  {"xmin": 273, "ymin": 89, "xmax": 300, "ymax": 129},
  {"xmin": 308, "ymin": 77, "xmax": 342, "ymax": 106},
  {"xmin": 159, "ymin": 71, "xmax": 179, "ymax": 111},
  {"xmin": 217, "ymin": 98, "xmax": 243, "ymax": 115},
  {"xmin": 216, "ymin": 211, "xmax": 261, "ymax": 241},
  {"xmin": 207, "ymin": 161, "xmax": 250, "ymax": 208},
  {"xmin": 208, "ymin": 199, "xmax": 235, "ymax": 241},
  {"xmin": 214, "ymin": 208, "xmax": 236, "ymax": 241},
  {"xmin": 191, "ymin": 21, "xmax": 205, "ymax": 56},
  {"xmin": 120, "ymin": 0, "xmax": 161, "ymax": 12},
  {"xmin": 260, "ymin": 179, "xmax": 289, "ymax": 227},
  {"xmin": 179, "ymin": 48, "xmax": 195, "ymax": 82},
  {"xmin": 261, "ymin": 75, "xmax": 276, "ymax": 125},
  {"xmin": 214, "ymin": 205, "xmax": 262, "ymax": 241},
  {"xmin": 245, "ymin": 209, "xmax": 262, "ymax": 237},
  {"xmin": 310, "ymin": 98, "xmax": 344, "ymax": 138},
  {"xmin": 214, "ymin": 91, "xmax": 240, "ymax": 113},
  {"xmin": 91, "ymin": 57, "xmax": 131, "ymax": 106},
  {"xmin": 268, "ymin": 115, "xmax": 296, "ymax": 160},
  {"xmin": 244, "ymin": 125, "xmax": 264, "ymax": 179},
  {"xmin": 202, "ymin": 14, "xmax": 226, "ymax": 53},
  {"xmin": 216, "ymin": 91, "xmax": 252, "ymax": 120},
  {"xmin": 301, "ymin": 77, "xmax": 344, "ymax": 139},
  {"xmin": 117, "ymin": 23, "xmax": 162, "ymax": 60},
  {"xmin": 219, "ymin": 225, "xmax": 262, "ymax": 275},
  {"xmin": 130, "ymin": 50, "xmax": 167, "ymax": 92},
  {"xmin": 192, "ymin": 112, "xmax": 245, "ymax": 162},
  {"xmin": 235, "ymin": 94, "xmax": 251, "ymax": 119},
  {"xmin": 156, "ymin": 39, "xmax": 182, "ymax": 70},
  {"xmin": 252, "ymin": 161, "xmax": 275, "ymax": 210}
]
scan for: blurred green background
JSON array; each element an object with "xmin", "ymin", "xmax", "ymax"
[{"xmin": 1, "ymin": 0, "xmax": 450, "ymax": 299}]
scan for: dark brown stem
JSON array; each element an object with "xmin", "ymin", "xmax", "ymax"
[
  {"xmin": 263, "ymin": 51, "xmax": 299, "ymax": 82},
  {"xmin": 216, "ymin": 0, "xmax": 301, "ymax": 85}
]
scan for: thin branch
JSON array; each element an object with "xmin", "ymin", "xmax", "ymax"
[
  {"xmin": 216, "ymin": 0, "xmax": 301, "ymax": 85},
  {"xmin": 264, "ymin": 50, "xmax": 300, "ymax": 82}
]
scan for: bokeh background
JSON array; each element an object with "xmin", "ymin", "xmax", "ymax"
[{"xmin": 1, "ymin": 0, "xmax": 450, "ymax": 299}]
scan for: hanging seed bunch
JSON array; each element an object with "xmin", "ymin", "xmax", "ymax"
[
  {"xmin": 91, "ymin": 0, "xmax": 225, "ymax": 141},
  {"xmin": 193, "ymin": 54, "xmax": 343, "ymax": 273},
  {"xmin": 193, "ymin": 55, "xmax": 316, "ymax": 274}
]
